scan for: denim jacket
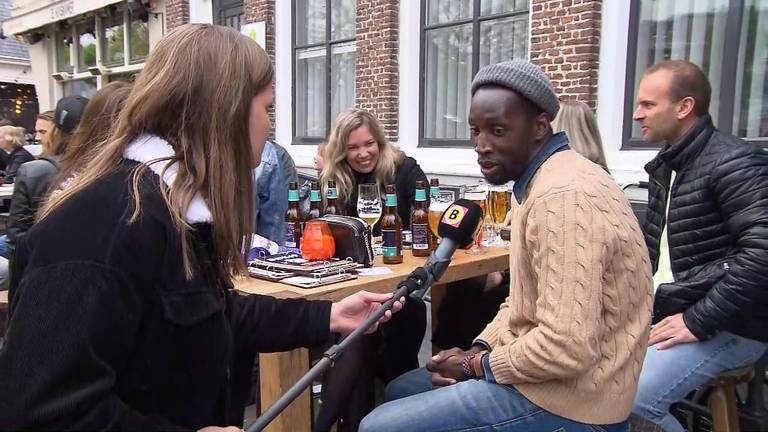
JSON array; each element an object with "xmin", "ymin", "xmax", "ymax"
[{"xmin": 254, "ymin": 140, "xmax": 298, "ymax": 245}]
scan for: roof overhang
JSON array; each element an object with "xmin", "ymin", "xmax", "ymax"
[{"xmin": 2, "ymin": 0, "xmax": 125, "ymax": 36}]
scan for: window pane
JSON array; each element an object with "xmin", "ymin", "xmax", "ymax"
[
  {"xmin": 62, "ymin": 78, "xmax": 97, "ymax": 98},
  {"xmin": 56, "ymin": 28, "xmax": 73, "ymax": 73},
  {"xmin": 130, "ymin": 18, "xmax": 150, "ymax": 64},
  {"xmin": 77, "ymin": 21, "xmax": 97, "ymax": 71},
  {"xmin": 296, "ymin": 46, "xmax": 327, "ymax": 137},
  {"xmin": 102, "ymin": 15, "xmax": 125, "ymax": 67},
  {"xmin": 296, "ymin": 0, "xmax": 326, "ymax": 45},
  {"xmin": 732, "ymin": 0, "xmax": 768, "ymax": 138},
  {"xmin": 480, "ymin": 0, "xmax": 527, "ymax": 16},
  {"xmin": 479, "ymin": 15, "xmax": 528, "ymax": 67},
  {"xmin": 423, "ymin": 24, "xmax": 473, "ymax": 139},
  {"xmin": 331, "ymin": 42, "xmax": 356, "ymax": 122},
  {"xmin": 427, "ymin": 0, "xmax": 472, "ymax": 26},
  {"xmin": 331, "ymin": 0, "xmax": 356, "ymax": 40},
  {"xmin": 630, "ymin": 0, "xmax": 730, "ymax": 138}
]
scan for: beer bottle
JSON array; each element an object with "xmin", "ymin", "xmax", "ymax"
[
  {"xmin": 381, "ymin": 184, "xmax": 403, "ymax": 264},
  {"xmin": 428, "ymin": 178, "xmax": 441, "ymax": 251},
  {"xmin": 325, "ymin": 180, "xmax": 340, "ymax": 215},
  {"xmin": 284, "ymin": 181, "xmax": 303, "ymax": 248},
  {"xmin": 411, "ymin": 180, "xmax": 430, "ymax": 257},
  {"xmin": 307, "ymin": 181, "xmax": 322, "ymax": 220}
]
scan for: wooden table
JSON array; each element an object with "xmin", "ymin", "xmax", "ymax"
[{"xmin": 235, "ymin": 246, "xmax": 510, "ymax": 432}]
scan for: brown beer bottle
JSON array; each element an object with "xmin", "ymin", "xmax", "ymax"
[
  {"xmin": 411, "ymin": 180, "xmax": 430, "ymax": 257},
  {"xmin": 325, "ymin": 180, "xmax": 340, "ymax": 215},
  {"xmin": 381, "ymin": 184, "xmax": 403, "ymax": 264},
  {"xmin": 307, "ymin": 181, "xmax": 322, "ymax": 220},
  {"xmin": 284, "ymin": 181, "xmax": 303, "ymax": 248}
]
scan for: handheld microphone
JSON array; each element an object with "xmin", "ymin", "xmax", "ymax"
[{"xmin": 404, "ymin": 199, "xmax": 484, "ymax": 298}]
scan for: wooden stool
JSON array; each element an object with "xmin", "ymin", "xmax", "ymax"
[{"xmin": 708, "ymin": 366, "xmax": 754, "ymax": 432}]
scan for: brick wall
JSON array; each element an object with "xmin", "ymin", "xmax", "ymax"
[
  {"xmin": 164, "ymin": 0, "xmax": 190, "ymax": 31},
  {"xmin": 245, "ymin": 0, "xmax": 276, "ymax": 62},
  {"xmin": 530, "ymin": 0, "xmax": 603, "ymax": 110},
  {"xmin": 355, "ymin": 0, "xmax": 399, "ymax": 143}
]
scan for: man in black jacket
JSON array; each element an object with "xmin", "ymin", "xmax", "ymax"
[{"xmin": 630, "ymin": 60, "xmax": 768, "ymax": 432}]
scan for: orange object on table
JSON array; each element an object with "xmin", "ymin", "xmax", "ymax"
[{"xmin": 300, "ymin": 220, "xmax": 335, "ymax": 260}]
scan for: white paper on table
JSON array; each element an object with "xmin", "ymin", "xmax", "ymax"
[{"xmin": 356, "ymin": 267, "xmax": 394, "ymax": 276}]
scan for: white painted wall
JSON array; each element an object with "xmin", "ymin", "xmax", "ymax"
[
  {"xmin": 23, "ymin": 38, "xmax": 54, "ymax": 110},
  {"xmin": 188, "ymin": 0, "xmax": 213, "ymax": 24},
  {"xmin": 597, "ymin": 0, "xmax": 657, "ymax": 185}
]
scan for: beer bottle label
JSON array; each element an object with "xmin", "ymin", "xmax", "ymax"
[
  {"xmin": 382, "ymin": 229, "xmax": 398, "ymax": 257},
  {"xmin": 429, "ymin": 186, "xmax": 440, "ymax": 198},
  {"xmin": 412, "ymin": 223, "xmax": 429, "ymax": 250},
  {"xmin": 327, "ymin": 188, "xmax": 338, "ymax": 199},
  {"xmin": 310, "ymin": 190, "xmax": 321, "ymax": 202},
  {"xmin": 288, "ymin": 190, "xmax": 299, "ymax": 201},
  {"xmin": 415, "ymin": 189, "xmax": 426, "ymax": 202},
  {"xmin": 386, "ymin": 193, "xmax": 397, "ymax": 207},
  {"xmin": 284, "ymin": 222, "xmax": 297, "ymax": 248}
]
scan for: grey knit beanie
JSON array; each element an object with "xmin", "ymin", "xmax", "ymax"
[{"xmin": 471, "ymin": 60, "xmax": 560, "ymax": 118}]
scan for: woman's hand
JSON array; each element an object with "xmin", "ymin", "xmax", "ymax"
[{"xmin": 329, "ymin": 291, "xmax": 405, "ymax": 336}]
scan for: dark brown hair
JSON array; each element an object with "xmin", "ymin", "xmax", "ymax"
[
  {"xmin": 37, "ymin": 111, "xmax": 54, "ymax": 122},
  {"xmin": 645, "ymin": 60, "xmax": 711, "ymax": 116},
  {"xmin": 56, "ymin": 81, "xmax": 131, "ymax": 181}
]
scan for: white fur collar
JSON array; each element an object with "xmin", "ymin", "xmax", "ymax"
[{"xmin": 123, "ymin": 134, "xmax": 213, "ymax": 224}]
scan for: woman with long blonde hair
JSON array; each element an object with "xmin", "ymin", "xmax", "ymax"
[
  {"xmin": 551, "ymin": 100, "xmax": 609, "ymax": 172},
  {"xmin": 321, "ymin": 108, "xmax": 428, "ymax": 227},
  {"xmin": 0, "ymin": 24, "xmax": 401, "ymax": 430}
]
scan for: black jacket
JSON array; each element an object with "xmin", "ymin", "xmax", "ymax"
[
  {"xmin": 344, "ymin": 156, "xmax": 429, "ymax": 231},
  {"xmin": 1, "ymin": 146, "xmax": 35, "ymax": 184},
  {"xmin": 7, "ymin": 156, "xmax": 60, "ymax": 245},
  {"xmin": 0, "ymin": 160, "xmax": 332, "ymax": 430},
  {"xmin": 644, "ymin": 115, "xmax": 768, "ymax": 342}
]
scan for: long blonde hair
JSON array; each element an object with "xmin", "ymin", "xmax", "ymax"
[
  {"xmin": 0, "ymin": 125, "xmax": 26, "ymax": 150},
  {"xmin": 552, "ymin": 100, "xmax": 608, "ymax": 171},
  {"xmin": 320, "ymin": 109, "xmax": 404, "ymax": 205},
  {"xmin": 39, "ymin": 24, "xmax": 274, "ymax": 279}
]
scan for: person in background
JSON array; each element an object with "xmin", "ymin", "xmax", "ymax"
[
  {"xmin": 361, "ymin": 59, "xmax": 652, "ymax": 432},
  {"xmin": 34, "ymin": 111, "xmax": 55, "ymax": 148},
  {"xmin": 321, "ymin": 108, "xmax": 428, "ymax": 229},
  {"xmin": 299, "ymin": 142, "xmax": 327, "ymax": 216},
  {"xmin": 0, "ymin": 126, "xmax": 34, "ymax": 184},
  {"xmin": 254, "ymin": 138, "xmax": 299, "ymax": 245},
  {"xmin": 0, "ymin": 96, "xmax": 89, "ymax": 259},
  {"xmin": 0, "ymin": 24, "xmax": 403, "ymax": 431},
  {"xmin": 630, "ymin": 60, "xmax": 768, "ymax": 432},
  {"xmin": 314, "ymin": 109, "xmax": 428, "ymax": 432},
  {"xmin": 314, "ymin": 142, "xmax": 326, "ymax": 172},
  {"xmin": 552, "ymin": 100, "xmax": 609, "ymax": 171},
  {"xmin": 54, "ymin": 84, "xmax": 128, "ymax": 185}
]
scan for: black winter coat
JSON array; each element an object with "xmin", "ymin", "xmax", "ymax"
[
  {"xmin": 1, "ymin": 146, "xmax": 35, "ymax": 184},
  {"xmin": 7, "ymin": 156, "xmax": 60, "ymax": 245},
  {"xmin": 644, "ymin": 115, "xmax": 768, "ymax": 342},
  {"xmin": 0, "ymin": 160, "xmax": 332, "ymax": 430}
]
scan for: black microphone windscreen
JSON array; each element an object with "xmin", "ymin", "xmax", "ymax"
[{"xmin": 437, "ymin": 199, "xmax": 483, "ymax": 246}]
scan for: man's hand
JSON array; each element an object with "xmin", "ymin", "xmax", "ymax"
[
  {"xmin": 329, "ymin": 291, "xmax": 405, "ymax": 336},
  {"xmin": 649, "ymin": 313, "xmax": 699, "ymax": 350},
  {"xmin": 426, "ymin": 348, "xmax": 466, "ymax": 387},
  {"xmin": 198, "ymin": 426, "xmax": 242, "ymax": 432}
]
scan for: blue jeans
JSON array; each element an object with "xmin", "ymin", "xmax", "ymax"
[
  {"xmin": 0, "ymin": 235, "xmax": 11, "ymax": 259},
  {"xmin": 359, "ymin": 368, "xmax": 629, "ymax": 432},
  {"xmin": 632, "ymin": 331, "xmax": 767, "ymax": 432}
]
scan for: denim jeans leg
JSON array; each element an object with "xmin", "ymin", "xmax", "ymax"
[
  {"xmin": 632, "ymin": 331, "xmax": 768, "ymax": 432},
  {"xmin": 383, "ymin": 367, "xmax": 433, "ymax": 402},
  {"xmin": 0, "ymin": 235, "xmax": 10, "ymax": 259},
  {"xmin": 362, "ymin": 379, "xmax": 629, "ymax": 432}
]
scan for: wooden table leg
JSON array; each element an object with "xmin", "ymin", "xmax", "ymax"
[
  {"xmin": 430, "ymin": 283, "xmax": 446, "ymax": 356},
  {"xmin": 259, "ymin": 349, "xmax": 311, "ymax": 432}
]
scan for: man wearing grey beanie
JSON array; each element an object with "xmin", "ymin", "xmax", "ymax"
[{"xmin": 361, "ymin": 60, "xmax": 652, "ymax": 432}]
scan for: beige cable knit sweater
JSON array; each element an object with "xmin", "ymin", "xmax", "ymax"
[{"xmin": 476, "ymin": 149, "xmax": 653, "ymax": 424}]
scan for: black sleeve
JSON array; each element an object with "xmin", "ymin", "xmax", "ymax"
[
  {"xmin": 6, "ymin": 164, "xmax": 34, "ymax": 244},
  {"xmin": 0, "ymin": 263, "xmax": 189, "ymax": 431},
  {"xmin": 395, "ymin": 157, "xmax": 429, "ymax": 227},
  {"xmin": 4, "ymin": 154, "xmax": 27, "ymax": 184},
  {"xmin": 683, "ymin": 147, "xmax": 768, "ymax": 340},
  {"xmin": 227, "ymin": 290, "xmax": 332, "ymax": 353}
]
